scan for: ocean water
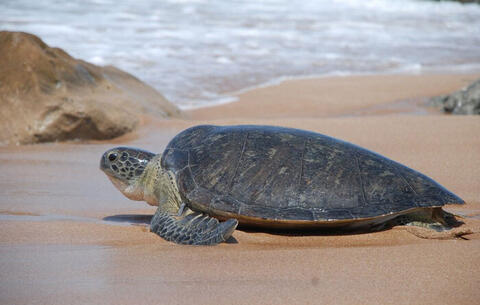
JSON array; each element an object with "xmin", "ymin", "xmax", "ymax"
[{"xmin": 1, "ymin": 0, "xmax": 480, "ymax": 109}]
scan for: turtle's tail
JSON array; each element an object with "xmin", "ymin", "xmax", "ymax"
[{"xmin": 150, "ymin": 208, "xmax": 238, "ymax": 245}]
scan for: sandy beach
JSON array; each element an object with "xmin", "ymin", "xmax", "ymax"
[{"xmin": 1, "ymin": 73, "xmax": 480, "ymax": 305}]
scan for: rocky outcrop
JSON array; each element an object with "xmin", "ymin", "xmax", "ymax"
[
  {"xmin": 429, "ymin": 79, "xmax": 480, "ymax": 115},
  {"xmin": 0, "ymin": 31, "xmax": 181, "ymax": 145}
]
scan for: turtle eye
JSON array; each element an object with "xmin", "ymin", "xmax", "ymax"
[{"xmin": 108, "ymin": 152, "xmax": 118, "ymax": 162}]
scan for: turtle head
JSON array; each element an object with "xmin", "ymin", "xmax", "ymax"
[{"xmin": 100, "ymin": 147, "xmax": 156, "ymax": 201}]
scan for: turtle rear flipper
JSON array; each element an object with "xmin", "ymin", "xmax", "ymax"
[
  {"xmin": 393, "ymin": 208, "xmax": 473, "ymax": 239},
  {"xmin": 150, "ymin": 207, "xmax": 238, "ymax": 245}
]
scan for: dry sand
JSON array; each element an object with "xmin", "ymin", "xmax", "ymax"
[{"xmin": 1, "ymin": 73, "xmax": 480, "ymax": 305}]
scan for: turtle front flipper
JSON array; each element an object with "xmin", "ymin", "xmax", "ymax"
[{"xmin": 150, "ymin": 207, "xmax": 238, "ymax": 245}]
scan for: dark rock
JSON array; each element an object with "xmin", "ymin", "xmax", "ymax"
[
  {"xmin": 0, "ymin": 31, "xmax": 181, "ymax": 145},
  {"xmin": 429, "ymin": 79, "xmax": 480, "ymax": 115}
]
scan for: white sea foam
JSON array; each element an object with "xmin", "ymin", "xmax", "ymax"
[{"xmin": 1, "ymin": 0, "xmax": 479, "ymax": 108}]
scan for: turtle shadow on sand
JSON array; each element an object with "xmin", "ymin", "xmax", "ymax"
[
  {"xmin": 102, "ymin": 212, "xmax": 470, "ymax": 242},
  {"xmin": 236, "ymin": 215, "xmax": 468, "ymax": 239},
  {"xmin": 103, "ymin": 214, "xmax": 153, "ymax": 225}
]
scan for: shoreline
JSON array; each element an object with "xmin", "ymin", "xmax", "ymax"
[
  {"xmin": 180, "ymin": 69, "xmax": 480, "ymax": 111},
  {"xmin": 188, "ymin": 72, "xmax": 480, "ymax": 120}
]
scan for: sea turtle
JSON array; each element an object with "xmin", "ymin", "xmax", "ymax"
[{"xmin": 100, "ymin": 125, "xmax": 466, "ymax": 245}]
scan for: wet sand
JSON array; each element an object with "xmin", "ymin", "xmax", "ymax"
[{"xmin": 1, "ymin": 74, "xmax": 480, "ymax": 305}]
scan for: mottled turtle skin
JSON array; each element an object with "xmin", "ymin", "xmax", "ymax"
[{"xmin": 162, "ymin": 125, "xmax": 464, "ymax": 228}]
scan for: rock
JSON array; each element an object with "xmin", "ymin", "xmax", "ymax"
[
  {"xmin": 0, "ymin": 31, "xmax": 181, "ymax": 145},
  {"xmin": 429, "ymin": 79, "xmax": 480, "ymax": 115}
]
